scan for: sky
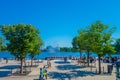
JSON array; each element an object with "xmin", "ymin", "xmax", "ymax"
[{"xmin": 0, "ymin": 0, "xmax": 120, "ymax": 47}]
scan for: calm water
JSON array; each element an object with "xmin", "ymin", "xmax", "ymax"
[{"xmin": 0, "ymin": 52, "xmax": 119, "ymax": 60}]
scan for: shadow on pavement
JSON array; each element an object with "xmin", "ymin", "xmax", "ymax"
[
  {"xmin": 48, "ymin": 62, "xmax": 97, "ymax": 80},
  {"xmin": 48, "ymin": 70, "xmax": 97, "ymax": 80},
  {"xmin": 55, "ymin": 61, "xmax": 70, "ymax": 64},
  {"xmin": 48, "ymin": 72, "xmax": 72, "ymax": 80},
  {"xmin": 0, "ymin": 65, "xmax": 20, "ymax": 77},
  {"xmin": 0, "ymin": 71, "xmax": 11, "ymax": 77},
  {"xmin": 56, "ymin": 64, "xmax": 85, "ymax": 70},
  {"xmin": 0, "ymin": 65, "xmax": 20, "ymax": 69},
  {"xmin": 70, "ymin": 70, "xmax": 97, "ymax": 77}
]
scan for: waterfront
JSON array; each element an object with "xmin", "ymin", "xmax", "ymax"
[{"xmin": 0, "ymin": 52, "xmax": 120, "ymax": 60}]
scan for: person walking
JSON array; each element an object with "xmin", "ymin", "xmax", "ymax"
[
  {"xmin": 6, "ymin": 58, "xmax": 8, "ymax": 64},
  {"xmin": 47, "ymin": 60, "xmax": 51, "ymax": 68},
  {"xmin": 43, "ymin": 66, "xmax": 47, "ymax": 80},
  {"xmin": 39, "ymin": 68, "xmax": 43, "ymax": 79}
]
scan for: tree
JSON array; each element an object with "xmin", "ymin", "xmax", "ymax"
[
  {"xmin": 89, "ymin": 21, "xmax": 115, "ymax": 74},
  {"xmin": 0, "ymin": 37, "xmax": 6, "ymax": 51},
  {"xmin": 79, "ymin": 28, "xmax": 93, "ymax": 67},
  {"xmin": 114, "ymin": 38, "xmax": 120, "ymax": 53},
  {"xmin": 1, "ymin": 24, "xmax": 42, "ymax": 74},
  {"xmin": 60, "ymin": 47, "xmax": 72, "ymax": 52},
  {"xmin": 72, "ymin": 36, "xmax": 83, "ymax": 59},
  {"xmin": 72, "ymin": 37, "xmax": 79, "ymax": 51},
  {"xmin": 73, "ymin": 28, "xmax": 93, "ymax": 67},
  {"xmin": 74, "ymin": 21, "xmax": 116, "ymax": 70},
  {"xmin": 29, "ymin": 37, "xmax": 43, "ymax": 67}
]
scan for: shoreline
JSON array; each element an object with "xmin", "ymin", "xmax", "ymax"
[{"xmin": 1, "ymin": 52, "xmax": 120, "ymax": 60}]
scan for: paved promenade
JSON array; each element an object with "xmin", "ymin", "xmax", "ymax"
[{"xmin": 0, "ymin": 60, "xmax": 116, "ymax": 80}]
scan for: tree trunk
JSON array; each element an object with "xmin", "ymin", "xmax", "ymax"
[
  {"xmin": 20, "ymin": 58, "xmax": 23, "ymax": 74},
  {"xmin": 87, "ymin": 50, "xmax": 90, "ymax": 67},
  {"xmin": 80, "ymin": 50, "xmax": 82, "ymax": 60},
  {"xmin": 98, "ymin": 55, "xmax": 101, "ymax": 74},
  {"xmin": 31, "ymin": 57, "xmax": 34, "ymax": 67}
]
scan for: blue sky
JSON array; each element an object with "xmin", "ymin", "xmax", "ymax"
[{"xmin": 0, "ymin": 0, "xmax": 120, "ymax": 47}]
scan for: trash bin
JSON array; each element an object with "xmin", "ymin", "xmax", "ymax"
[{"xmin": 108, "ymin": 65, "xmax": 113, "ymax": 73}]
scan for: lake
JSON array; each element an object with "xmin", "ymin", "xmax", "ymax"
[{"xmin": 0, "ymin": 52, "xmax": 119, "ymax": 60}]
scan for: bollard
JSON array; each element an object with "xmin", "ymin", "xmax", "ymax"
[
  {"xmin": 30, "ymin": 66, "xmax": 31, "ymax": 71},
  {"xmin": 17, "ymin": 68, "xmax": 18, "ymax": 74},
  {"xmin": 91, "ymin": 65, "xmax": 92, "ymax": 72},
  {"xmin": 35, "ymin": 62, "xmax": 36, "ymax": 66},
  {"xmin": 103, "ymin": 67, "xmax": 104, "ymax": 74},
  {"xmin": 96, "ymin": 68, "xmax": 97, "ymax": 74},
  {"xmin": 28, "ymin": 62, "xmax": 30, "ymax": 66},
  {"xmin": 11, "ymin": 68, "xmax": 12, "ymax": 75}
]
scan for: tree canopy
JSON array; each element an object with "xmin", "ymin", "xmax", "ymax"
[
  {"xmin": 0, "ymin": 37, "xmax": 6, "ymax": 51},
  {"xmin": 73, "ymin": 21, "xmax": 116, "ymax": 73},
  {"xmin": 89, "ymin": 21, "xmax": 115, "ymax": 74},
  {"xmin": 114, "ymin": 38, "xmax": 120, "ymax": 53},
  {"xmin": 1, "ymin": 24, "xmax": 43, "ymax": 73}
]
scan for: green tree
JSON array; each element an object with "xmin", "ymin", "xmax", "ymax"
[
  {"xmin": 114, "ymin": 38, "xmax": 120, "ymax": 53},
  {"xmin": 89, "ymin": 21, "xmax": 115, "ymax": 74},
  {"xmin": 74, "ymin": 28, "xmax": 93, "ymax": 67},
  {"xmin": 1, "ymin": 24, "xmax": 42, "ymax": 74},
  {"xmin": 0, "ymin": 37, "xmax": 6, "ymax": 51},
  {"xmin": 30, "ymin": 37, "xmax": 43, "ymax": 67},
  {"xmin": 79, "ymin": 28, "xmax": 93, "ymax": 67},
  {"xmin": 60, "ymin": 47, "xmax": 72, "ymax": 52},
  {"xmin": 72, "ymin": 36, "xmax": 83, "ymax": 59},
  {"xmin": 72, "ymin": 37, "xmax": 79, "ymax": 51}
]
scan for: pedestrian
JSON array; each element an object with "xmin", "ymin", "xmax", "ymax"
[
  {"xmin": 48, "ymin": 60, "xmax": 51, "ymax": 68},
  {"xmin": 43, "ymin": 66, "xmax": 47, "ymax": 80},
  {"xmin": 39, "ymin": 68, "xmax": 43, "ymax": 79},
  {"xmin": 47, "ymin": 60, "xmax": 49, "ymax": 68},
  {"xmin": 49, "ymin": 61, "xmax": 51, "ymax": 67},
  {"xmin": 43, "ymin": 69, "xmax": 47, "ymax": 80},
  {"xmin": 6, "ymin": 58, "xmax": 8, "ymax": 64}
]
